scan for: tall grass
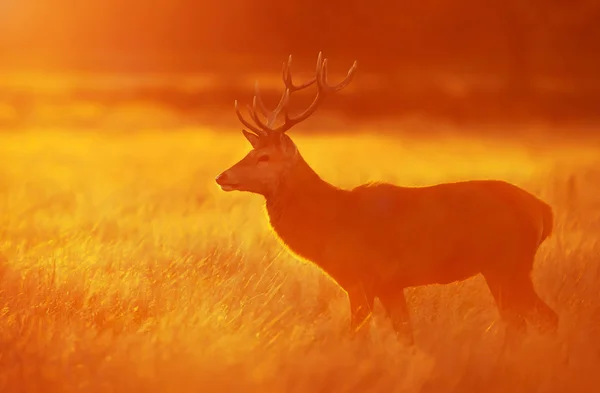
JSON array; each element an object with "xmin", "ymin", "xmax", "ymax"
[{"xmin": 0, "ymin": 128, "xmax": 598, "ymax": 393}]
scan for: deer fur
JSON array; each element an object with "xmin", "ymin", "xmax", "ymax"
[{"xmin": 216, "ymin": 53, "xmax": 559, "ymax": 344}]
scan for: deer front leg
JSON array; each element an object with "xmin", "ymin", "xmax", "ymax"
[{"xmin": 347, "ymin": 283, "xmax": 374, "ymax": 336}]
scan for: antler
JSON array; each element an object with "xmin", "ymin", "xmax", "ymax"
[{"xmin": 234, "ymin": 52, "xmax": 358, "ymax": 137}]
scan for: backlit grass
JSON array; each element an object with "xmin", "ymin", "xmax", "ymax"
[{"xmin": 0, "ymin": 128, "xmax": 599, "ymax": 393}]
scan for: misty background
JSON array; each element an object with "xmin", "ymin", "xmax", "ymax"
[{"xmin": 1, "ymin": 0, "xmax": 599, "ymax": 133}]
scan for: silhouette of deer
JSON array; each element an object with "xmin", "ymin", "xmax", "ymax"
[{"xmin": 216, "ymin": 52, "xmax": 559, "ymax": 345}]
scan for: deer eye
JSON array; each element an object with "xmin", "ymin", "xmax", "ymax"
[{"xmin": 257, "ymin": 155, "xmax": 270, "ymax": 163}]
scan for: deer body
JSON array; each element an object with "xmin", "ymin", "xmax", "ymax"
[
  {"xmin": 268, "ymin": 160, "xmax": 552, "ymax": 290},
  {"xmin": 216, "ymin": 53, "xmax": 559, "ymax": 344}
]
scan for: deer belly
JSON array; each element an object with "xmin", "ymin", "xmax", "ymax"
[
  {"xmin": 405, "ymin": 258, "xmax": 480, "ymax": 286},
  {"xmin": 371, "ymin": 225, "xmax": 482, "ymax": 287}
]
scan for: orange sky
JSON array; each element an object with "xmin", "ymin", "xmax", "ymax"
[
  {"xmin": 0, "ymin": 0, "xmax": 253, "ymax": 70},
  {"xmin": 0, "ymin": 0, "xmax": 599, "ymax": 74}
]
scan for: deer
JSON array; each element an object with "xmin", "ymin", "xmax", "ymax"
[{"xmin": 215, "ymin": 52, "xmax": 559, "ymax": 346}]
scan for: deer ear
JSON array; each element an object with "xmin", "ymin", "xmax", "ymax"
[{"xmin": 242, "ymin": 129, "xmax": 260, "ymax": 148}]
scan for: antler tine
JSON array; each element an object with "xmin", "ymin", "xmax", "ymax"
[
  {"xmin": 234, "ymin": 100, "xmax": 268, "ymax": 137},
  {"xmin": 282, "ymin": 54, "xmax": 318, "ymax": 92},
  {"xmin": 249, "ymin": 97, "xmax": 266, "ymax": 129},
  {"xmin": 242, "ymin": 54, "xmax": 318, "ymax": 134},
  {"xmin": 266, "ymin": 52, "xmax": 357, "ymax": 134},
  {"xmin": 252, "ymin": 82, "xmax": 270, "ymax": 119},
  {"xmin": 322, "ymin": 58, "xmax": 358, "ymax": 92},
  {"xmin": 253, "ymin": 81, "xmax": 291, "ymax": 128},
  {"xmin": 233, "ymin": 52, "xmax": 357, "ymax": 137},
  {"xmin": 267, "ymin": 88, "xmax": 290, "ymax": 126},
  {"xmin": 249, "ymin": 90, "xmax": 291, "ymax": 132}
]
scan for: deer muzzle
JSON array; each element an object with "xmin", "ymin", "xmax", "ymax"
[{"xmin": 215, "ymin": 171, "xmax": 238, "ymax": 192}]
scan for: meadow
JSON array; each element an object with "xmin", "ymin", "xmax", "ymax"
[{"xmin": 0, "ymin": 124, "xmax": 599, "ymax": 393}]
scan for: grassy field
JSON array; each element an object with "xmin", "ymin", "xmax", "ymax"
[{"xmin": 0, "ymin": 126, "xmax": 599, "ymax": 393}]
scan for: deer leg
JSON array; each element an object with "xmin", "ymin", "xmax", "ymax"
[
  {"xmin": 528, "ymin": 293, "xmax": 559, "ymax": 334},
  {"xmin": 346, "ymin": 284, "xmax": 374, "ymax": 336},
  {"xmin": 485, "ymin": 274, "xmax": 524, "ymax": 353},
  {"xmin": 512, "ymin": 277, "xmax": 559, "ymax": 334},
  {"xmin": 484, "ymin": 270, "xmax": 558, "ymax": 354},
  {"xmin": 379, "ymin": 289, "xmax": 415, "ymax": 346},
  {"xmin": 486, "ymin": 271, "xmax": 558, "ymax": 329}
]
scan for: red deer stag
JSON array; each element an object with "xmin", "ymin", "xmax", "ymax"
[{"xmin": 215, "ymin": 52, "xmax": 559, "ymax": 344}]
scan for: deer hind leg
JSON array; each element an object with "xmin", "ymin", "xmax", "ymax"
[
  {"xmin": 529, "ymin": 295, "xmax": 559, "ymax": 333},
  {"xmin": 484, "ymin": 270, "xmax": 559, "ymax": 350},
  {"xmin": 379, "ymin": 288, "xmax": 415, "ymax": 346}
]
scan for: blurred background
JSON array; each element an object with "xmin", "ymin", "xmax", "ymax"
[{"xmin": 1, "ymin": 0, "xmax": 599, "ymax": 134}]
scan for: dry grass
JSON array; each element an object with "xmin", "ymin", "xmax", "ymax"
[{"xmin": 0, "ymin": 127, "xmax": 599, "ymax": 393}]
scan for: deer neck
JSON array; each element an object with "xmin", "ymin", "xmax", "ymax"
[
  {"xmin": 265, "ymin": 154, "xmax": 343, "ymax": 237},
  {"xmin": 266, "ymin": 154, "xmax": 335, "ymax": 210},
  {"xmin": 263, "ymin": 154, "xmax": 350, "ymax": 277}
]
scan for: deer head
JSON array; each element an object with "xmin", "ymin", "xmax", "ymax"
[{"xmin": 215, "ymin": 52, "xmax": 358, "ymax": 196}]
